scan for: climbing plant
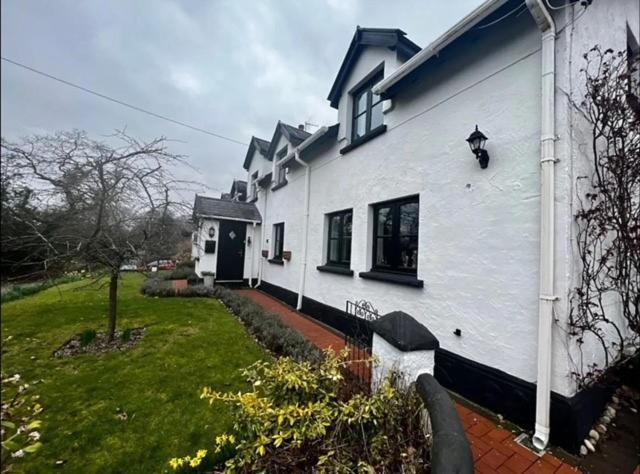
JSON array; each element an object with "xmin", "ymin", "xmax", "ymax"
[{"xmin": 569, "ymin": 45, "xmax": 639, "ymax": 386}]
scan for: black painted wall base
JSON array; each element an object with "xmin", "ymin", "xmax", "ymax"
[
  {"xmin": 435, "ymin": 349, "xmax": 612, "ymax": 453},
  {"xmin": 255, "ymin": 279, "xmax": 611, "ymax": 453}
]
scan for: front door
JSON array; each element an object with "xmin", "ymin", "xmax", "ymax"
[{"xmin": 217, "ymin": 220, "xmax": 246, "ymax": 281}]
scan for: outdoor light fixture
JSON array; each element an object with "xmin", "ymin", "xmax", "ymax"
[
  {"xmin": 208, "ymin": 226, "xmax": 216, "ymax": 238},
  {"xmin": 246, "ymin": 236, "xmax": 252, "ymax": 246},
  {"xmin": 466, "ymin": 125, "xmax": 489, "ymax": 169}
]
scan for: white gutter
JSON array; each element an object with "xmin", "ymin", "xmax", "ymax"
[
  {"xmin": 526, "ymin": 0, "xmax": 557, "ymax": 451},
  {"xmin": 373, "ymin": 0, "xmax": 508, "ymax": 95}
]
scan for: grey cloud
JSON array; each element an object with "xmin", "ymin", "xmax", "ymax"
[{"xmin": 1, "ymin": 0, "xmax": 484, "ymax": 199}]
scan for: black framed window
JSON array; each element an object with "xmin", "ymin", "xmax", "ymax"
[
  {"xmin": 372, "ymin": 196, "xmax": 419, "ymax": 274},
  {"xmin": 250, "ymin": 171, "xmax": 258, "ymax": 200},
  {"xmin": 276, "ymin": 164, "xmax": 287, "ymax": 185},
  {"xmin": 273, "ymin": 223, "xmax": 284, "ymax": 260},
  {"xmin": 326, "ymin": 209, "xmax": 352, "ymax": 266},
  {"xmin": 352, "ymin": 70, "xmax": 384, "ymax": 141},
  {"xmin": 275, "ymin": 146, "xmax": 288, "ymax": 186}
]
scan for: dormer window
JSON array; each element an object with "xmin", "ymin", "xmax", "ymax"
[
  {"xmin": 273, "ymin": 145, "xmax": 288, "ymax": 191},
  {"xmin": 249, "ymin": 171, "xmax": 258, "ymax": 201},
  {"xmin": 352, "ymin": 69, "xmax": 384, "ymax": 141}
]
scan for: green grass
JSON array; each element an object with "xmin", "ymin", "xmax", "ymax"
[{"xmin": 1, "ymin": 273, "xmax": 268, "ymax": 473}]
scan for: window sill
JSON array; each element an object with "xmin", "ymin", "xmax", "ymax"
[
  {"xmin": 271, "ymin": 181, "xmax": 288, "ymax": 192},
  {"xmin": 340, "ymin": 125, "xmax": 387, "ymax": 155},
  {"xmin": 317, "ymin": 265, "xmax": 354, "ymax": 276},
  {"xmin": 268, "ymin": 258, "xmax": 284, "ymax": 265},
  {"xmin": 359, "ymin": 270, "xmax": 423, "ymax": 288}
]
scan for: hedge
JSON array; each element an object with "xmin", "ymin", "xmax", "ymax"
[{"xmin": 140, "ymin": 279, "xmax": 321, "ymax": 363}]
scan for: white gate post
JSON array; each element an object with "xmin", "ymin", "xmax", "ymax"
[{"xmin": 371, "ymin": 311, "xmax": 439, "ymax": 388}]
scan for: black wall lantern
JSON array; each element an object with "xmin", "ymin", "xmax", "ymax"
[
  {"xmin": 208, "ymin": 226, "xmax": 216, "ymax": 238},
  {"xmin": 466, "ymin": 125, "xmax": 489, "ymax": 169}
]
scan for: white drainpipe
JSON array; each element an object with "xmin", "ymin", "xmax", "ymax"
[
  {"xmin": 294, "ymin": 149, "xmax": 310, "ymax": 310},
  {"xmin": 249, "ymin": 221, "xmax": 256, "ymax": 287},
  {"xmin": 257, "ymin": 185, "xmax": 268, "ymax": 287},
  {"xmin": 526, "ymin": 0, "xmax": 557, "ymax": 451}
]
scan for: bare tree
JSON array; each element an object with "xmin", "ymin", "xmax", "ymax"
[
  {"xmin": 1, "ymin": 130, "xmax": 190, "ymax": 340},
  {"xmin": 569, "ymin": 46, "xmax": 640, "ymax": 386}
]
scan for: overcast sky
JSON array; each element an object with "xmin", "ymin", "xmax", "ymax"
[{"xmin": 1, "ymin": 0, "xmax": 484, "ymax": 200}]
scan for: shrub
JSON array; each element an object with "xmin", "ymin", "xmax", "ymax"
[
  {"xmin": 169, "ymin": 351, "xmax": 430, "ymax": 473},
  {"xmin": 121, "ymin": 328, "xmax": 132, "ymax": 342},
  {"xmin": 80, "ymin": 329, "xmax": 97, "ymax": 347},
  {"xmin": 212, "ymin": 287, "xmax": 322, "ymax": 363},
  {"xmin": 139, "ymin": 277, "xmax": 321, "ymax": 362},
  {"xmin": 166, "ymin": 263, "xmax": 197, "ymax": 281}
]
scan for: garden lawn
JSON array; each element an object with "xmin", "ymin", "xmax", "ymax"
[{"xmin": 1, "ymin": 273, "xmax": 268, "ymax": 473}]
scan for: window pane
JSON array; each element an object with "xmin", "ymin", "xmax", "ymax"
[
  {"xmin": 329, "ymin": 239, "xmax": 340, "ymax": 262},
  {"xmin": 342, "ymin": 237, "xmax": 351, "ymax": 263},
  {"xmin": 343, "ymin": 212, "xmax": 352, "ymax": 237},
  {"xmin": 356, "ymin": 91, "xmax": 367, "ymax": 115},
  {"xmin": 376, "ymin": 237, "xmax": 392, "ymax": 266},
  {"xmin": 399, "ymin": 236, "xmax": 418, "ymax": 271},
  {"xmin": 354, "ymin": 114, "xmax": 366, "ymax": 139},
  {"xmin": 376, "ymin": 207, "xmax": 392, "ymax": 236},
  {"xmin": 371, "ymin": 101, "xmax": 383, "ymax": 130},
  {"xmin": 399, "ymin": 201, "xmax": 419, "ymax": 236},
  {"xmin": 330, "ymin": 215, "xmax": 341, "ymax": 238}
]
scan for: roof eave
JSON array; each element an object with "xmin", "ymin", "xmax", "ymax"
[{"xmin": 373, "ymin": 0, "xmax": 509, "ymax": 96}]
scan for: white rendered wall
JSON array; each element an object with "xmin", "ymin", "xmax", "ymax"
[
  {"xmin": 193, "ymin": 218, "xmax": 219, "ymax": 277},
  {"xmin": 553, "ymin": 0, "xmax": 640, "ymax": 395},
  {"xmin": 252, "ymin": 4, "xmax": 636, "ymax": 399},
  {"xmin": 262, "ymin": 11, "xmax": 551, "ymax": 392},
  {"xmin": 372, "ymin": 333, "xmax": 435, "ymax": 388},
  {"xmin": 259, "ymin": 134, "xmax": 304, "ymax": 293}
]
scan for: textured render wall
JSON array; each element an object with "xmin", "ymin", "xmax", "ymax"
[
  {"xmin": 246, "ymin": 148, "xmax": 272, "ymax": 188},
  {"xmin": 260, "ymin": 134, "xmax": 304, "ymax": 293},
  {"xmin": 372, "ymin": 333, "xmax": 435, "ymax": 387},
  {"xmin": 305, "ymin": 11, "xmax": 548, "ymax": 391},
  {"xmin": 193, "ymin": 218, "xmax": 219, "ymax": 277},
  {"xmin": 243, "ymin": 222, "xmax": 261, "ymax": 280},
  {"xmin": 553, "ymin": 0, "xmax": 640, "ymax": 395},
  {"xmin": 296, "ymin": 12, "xmax": 549, "ymax": 393}
]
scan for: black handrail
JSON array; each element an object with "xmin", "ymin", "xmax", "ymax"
[{"xmin": 416, "ymin": 373, "xmax": 474, "ymax": 474}]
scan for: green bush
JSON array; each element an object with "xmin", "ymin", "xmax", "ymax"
[
  {"xmin": 80, "ymin": 329, "xmax": 97, "ymax": 347},
  {"xmin": 139, "ymin": 277, "xmax": 321, "ymax": 362},
  {"xmin": 121, "ymin": 328, "xmax": 133, "ymax": 342},
  {"xmin": 213, "ymin": 287, "xmax": 322, "ymax": 363},
  {"xmin": 169, "ymin": 352, "xmax": 430, "ymax": 473}
]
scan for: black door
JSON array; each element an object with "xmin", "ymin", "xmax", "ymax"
[{"xmin": 217, "ymin": 220, "xmax": 246, "ymax": 281}]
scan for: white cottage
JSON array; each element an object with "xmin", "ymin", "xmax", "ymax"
[{"xmin": 193, "ymin": 0, "xmax": 639, "ymax": 453}]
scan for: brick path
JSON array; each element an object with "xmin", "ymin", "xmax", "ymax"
[{"xmin": 236, "ymin": 288, "xmax": 580, "ymax": 473}]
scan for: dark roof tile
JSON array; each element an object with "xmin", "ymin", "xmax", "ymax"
[{"xmin": 193, "ymin": 195, "xmax": 261, "ymax": 222}]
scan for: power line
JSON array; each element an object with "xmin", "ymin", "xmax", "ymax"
[{"xmin": 1, "ymin": 56, "xmax": 248, "ymax": 147}]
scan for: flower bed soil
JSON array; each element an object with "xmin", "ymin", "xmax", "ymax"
[{"xmin": 54, "ymin": 328, "xmax": 145, "ymax": 357}]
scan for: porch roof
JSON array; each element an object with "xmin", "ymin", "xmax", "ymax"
[{"xmin": 193, "ymin": 195, "xmax": 262, "ymax": 223}]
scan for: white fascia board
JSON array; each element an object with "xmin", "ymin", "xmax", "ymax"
[
  {"xmin": 373, "ymin": 0, "xmax": 508, "ymax": 95},
  {"xmin": 195, "ymin": 214, "xmax": 261, "ymax": 224},
  {"xmin": 279, "ymin": 126, "xmax": 330, "ymax": 166}
]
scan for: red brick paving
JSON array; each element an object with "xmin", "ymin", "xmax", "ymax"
[{"xmin": 236, "ymin": 288, "xmax": 582, "ymax": 474}]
